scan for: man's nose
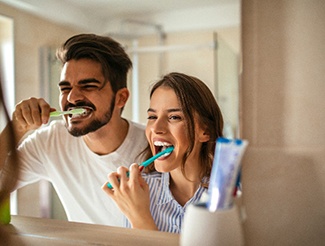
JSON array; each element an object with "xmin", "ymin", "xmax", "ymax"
[{"xmin": 67, "ymin": 87, "xmax": 84, "ymax": 104}]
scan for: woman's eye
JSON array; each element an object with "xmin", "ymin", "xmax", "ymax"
[{"xmin": 169, "ymin": 115, "xmax": 182, "ymax": 120}]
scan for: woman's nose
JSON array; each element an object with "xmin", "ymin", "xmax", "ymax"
[{"xmin": 151, "ymin": 118, "xmax": 167, "ymax": 134}]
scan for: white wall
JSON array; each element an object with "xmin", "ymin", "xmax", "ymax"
[{"xmin": 241, "ymin": 0, "xmax": 325, "ymax": 245}]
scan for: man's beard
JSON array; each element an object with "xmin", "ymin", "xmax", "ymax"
[{"xmin": 67, "ymin": 96, "xmax": 115, "ymax": 137}]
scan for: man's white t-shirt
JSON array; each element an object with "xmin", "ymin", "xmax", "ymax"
[{"xmin": 16, "ymin": 119, "xmax": 147, "ymax": 226}]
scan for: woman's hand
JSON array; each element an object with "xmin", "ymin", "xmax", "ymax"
[{"xmin": 102, "ymin": 163, "xmax": 158, "ymax": 230}]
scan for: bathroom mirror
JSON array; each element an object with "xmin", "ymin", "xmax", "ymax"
[
  {"xmin": 40, "ymin": 29, "xmax": 240, "ymax": 219},
  {"xmin": 1, "ymin": 0, "xmax": 241, "ymax": 222}
]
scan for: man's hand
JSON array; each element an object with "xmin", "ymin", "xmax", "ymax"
[{"xmin": 12, "ymin": 97, "xmax": 55, "ymax": 138}]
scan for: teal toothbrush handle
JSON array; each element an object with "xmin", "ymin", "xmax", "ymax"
[{"xmin": 106, "ymin": 146, "xmax": 174, "ymax": 189}]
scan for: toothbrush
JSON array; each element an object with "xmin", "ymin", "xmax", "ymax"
[
  {"xmin": 50, "ymin": 108, "xmax": 86, "ymax": 117},
  {"xmin": 107, "ymin": 146, "xmax": 174, "ymax": 189}
]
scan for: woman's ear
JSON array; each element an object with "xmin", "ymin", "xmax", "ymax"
[
  {"xmin": 199, "ymin": 131, "xmax": 210, "ymax": 143},
  {"xmin": 115, "ymin": 88, "xmax": 129, "ymax": 108},
  {"xmin": 197, "ymin": 125, "xmax": 210, "ymax": 143}
]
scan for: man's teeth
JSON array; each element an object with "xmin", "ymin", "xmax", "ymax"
[
  {"xmin": 71, "ymin": 113, "xmax": 84, "ymax": 118},
  {"xmin": 69, "ymin": 108, "xmax": 90, "ymax": 118}
]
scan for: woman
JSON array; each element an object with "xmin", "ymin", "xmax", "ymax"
[{"xmin": 102, "ymin": 72, "xmax": 224, "ymax": 233}]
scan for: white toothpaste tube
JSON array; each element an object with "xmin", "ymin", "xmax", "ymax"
[{"xmin": 207, "ymin": 138, "xmax": 248, "ymax": 212}]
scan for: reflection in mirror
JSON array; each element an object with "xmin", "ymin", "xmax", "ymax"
[
  {"xmin": 1, "ymin": 0, "xmax": 241, "ymax": 224},
  {"xmin": 41, "ymin": 28, "xmax": 240, "ymax": 219},
  {"xmin": 215, "ymin": 34, "xmax": 239, "ymax": 139},
  {"xmin": 38, "ymin": 47, "xmax": 66, "ymax": 220}
]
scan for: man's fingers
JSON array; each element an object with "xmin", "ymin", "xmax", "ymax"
[
  {"xmin": 14, "ymin": 97, "xmax": 51, "ymax": 128},
  {"xmin": 38, "ymin": 98, "xmax": 52, "ymax": 124}
]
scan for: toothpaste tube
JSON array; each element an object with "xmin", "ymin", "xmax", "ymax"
[{"xmin": 207, "ymin": 138, "xmax": 248, "ymax": 212}]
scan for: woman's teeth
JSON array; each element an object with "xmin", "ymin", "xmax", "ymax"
[{"xmin": 154, "ymin": 141, "xmax": 173, "ymax": 157}]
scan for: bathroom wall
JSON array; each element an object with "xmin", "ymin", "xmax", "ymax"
[{"xmin": 241, "ymin": 0, "xmax": 325, "ymax": 245}]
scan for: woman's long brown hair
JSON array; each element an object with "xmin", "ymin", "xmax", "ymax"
[{"xmin": 143, "ymin": 72, "xmax": 224, "ymax": 185}]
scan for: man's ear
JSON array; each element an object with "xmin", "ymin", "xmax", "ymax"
[{"xmin": 115, "ymin": 88, "xmax": 129, "ymax": 108}]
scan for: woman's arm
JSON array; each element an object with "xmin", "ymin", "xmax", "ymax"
[{"xmin": 102, "ymin": 163, "xmax": 158, "ymax": 230}]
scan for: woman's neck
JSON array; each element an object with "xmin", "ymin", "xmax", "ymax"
[{"xmin": 169, "ymin": 169, "xmax": 201, "ymax": 206}]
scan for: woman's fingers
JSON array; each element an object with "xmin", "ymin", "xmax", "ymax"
[
  {"xmin": 106, "ymin": 171, "xmax": 122, "ymax": 192},
  {"xmin": 103, "ymin": 163, "xmax": 144, "ymax": 194},
  {"xmin": 116, "ymin": 166, "xmax": 129, "ymax": 190},
  {"xmin": 129, "ymin": 164, "xmax": 141, "ymax": 186},
  {"xmin": 102, "ymin": 164, "xmax": 151, "ymax": 227},
  {"xmin": 101, "ymin": 182, "xmax": 114, "ymax": 196}
]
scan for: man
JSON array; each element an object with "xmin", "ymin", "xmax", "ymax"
[{"xmin": 0, "ymin": 34, "xmax": 147, "ymax": 226}]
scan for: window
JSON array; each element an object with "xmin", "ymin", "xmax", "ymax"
[{"xmin": 0, "ymin": 14, "xmax": 16, "ymax": 215}]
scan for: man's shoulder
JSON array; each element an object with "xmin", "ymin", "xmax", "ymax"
[
  {"xmin": 128, "ymin": 120, "xmax": 145, "ymax": 131},
  {"xmin": 127, "ymin": 120, "xmax": 146, "ymax": 141},
  {"xmin": 38, "ymin": 120, "xmax": 66, "ymax": 134},
  {"xmin": 18, "ymin": 120, "xmax": 73, "ymax": 150},
  {"xmin": 22, "ymin": 120, "xmax": 67, "ymax": 142}
]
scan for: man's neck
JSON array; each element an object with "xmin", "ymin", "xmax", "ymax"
[{"xmin": 82, "ymin": 118, "xmax": 129, "ymax": 155}]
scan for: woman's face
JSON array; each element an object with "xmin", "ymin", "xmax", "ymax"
[{"xmin": 146, "ymin": 86, "xmax": 206, "ymax": 173}]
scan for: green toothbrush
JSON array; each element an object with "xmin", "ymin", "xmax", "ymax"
[{"xmin": 50, "ymin": 108, "xmax": 86, "ymax": 117}]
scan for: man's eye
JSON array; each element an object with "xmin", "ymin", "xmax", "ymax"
[
  {"xmin": 147, "ymin": 115, "xmax": 157, "ymax": 120},
  {"xmin": 82, "ymin": 85, "xmax": 99, "ymax": 90},
  {"xmin": 60, "ymin": 87, "xmax": 71, "ymax": 92}
]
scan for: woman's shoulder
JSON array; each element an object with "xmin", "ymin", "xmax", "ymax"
[
  {"xmin": 142, "ymin": 170, "xmax": 162, "ymax": 178},
  {"xmin": 141, "ymin": 171, "xmax": 168, "ymax": 193},
  {"xmin": 141, "ymin": 171, "xmax": 164, "ymax": 183},
  {"xmin": 142, "ymin": 172, "xmax": 172, "ymax": 189}
]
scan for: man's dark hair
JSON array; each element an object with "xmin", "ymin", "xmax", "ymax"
[{"xmin": 56, "ymin": 33, "xmax": 132, "ymax": 93}]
